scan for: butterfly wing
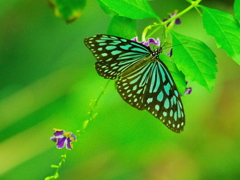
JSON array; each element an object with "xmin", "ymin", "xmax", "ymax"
[
  {"xmin": 117, "ymin": 59, "xmax": 185, "ymax": 133},
  {"xmin": 85, "ymin": 34, "xmax": 185, "ymax": 133},
  {"xmin": 84, "ymin": 34, "xmax": 151, "ymax": 79}
]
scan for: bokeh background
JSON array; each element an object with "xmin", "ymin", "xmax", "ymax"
[{"xmin": 1, "ymin": 0, "xmax": 240, "ymax": 179}]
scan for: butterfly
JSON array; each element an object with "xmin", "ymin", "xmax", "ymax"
[{"xmin": 84, "ymin": 34, "xmax": 185, "ymax": 133}]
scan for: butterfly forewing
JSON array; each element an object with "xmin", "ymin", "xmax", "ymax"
[
  {"xmin": 84, "ymin": 34, "xmax": 185, "ymax": 133},
  {"xmin": 84, "ymin": 34, "xmax": 151, "ymax": 79}
]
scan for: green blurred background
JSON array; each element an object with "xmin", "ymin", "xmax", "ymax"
[{"xmin": 1, "ymin": 0, "xmax": 240, "ymax": 179}]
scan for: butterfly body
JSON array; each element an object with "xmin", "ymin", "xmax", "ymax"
[
  {"xmin": 120, "ymin": 49, "xmax": 159, "ymax": 77},
  {"xmin": 84, "ymin": 34, "xmax": 185, "ymax": 133}
]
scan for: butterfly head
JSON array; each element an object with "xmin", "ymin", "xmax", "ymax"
[{"xmin": 151, "ymin": 47, "xmax": 163, "ymax": 59}]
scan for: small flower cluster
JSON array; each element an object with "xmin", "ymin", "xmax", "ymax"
[
  {"xmin": 50, "ymin": 128, "xmax": 77, "ymax": 150},
  {"xmin": 132, "ymin": 37, "xmax": 160, "ymax": 47},
  {"xmin": 162, "ymin": 10, "xmax": 182, "ymax": 26}
]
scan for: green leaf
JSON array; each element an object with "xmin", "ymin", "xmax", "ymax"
[
  {"xmin": 97, "ymin": 0, "xmax": 118, "ymax": 17},
  {"xmin": 160, "ymin": 54, "xmax": 186, "ymax": 94},
  {"xmin": 234, "ymin": 0, "xmax": 240, "ymax": 21},
  {"xmin": 97, "ymin": 0, "xmax": 160, "ymax": 20},
  {"xmin": 171, "ymin": 31, "xmax": 217, "ymax": 92},
  {"xmin": 48, "ymin": 0, "xmax": 86, "ymax": 23},
  {"xmin": 107, "ymin": 16, "xmax": 137, "ymax": 39},
  {"xmin": 201, "ymin": 6, "xmax": 240, "ymax": 64}
]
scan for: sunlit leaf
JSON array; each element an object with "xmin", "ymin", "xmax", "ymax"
[
  {"xmin": 234, "ymin": 0, "xmax": 240, "ymax": 21},
  {"xmin": 97, "ymin": 0, "xmax": 118, "ymax": 17},
  {"xmin": 201, "ymin": 6, "xmax": 240, "ymax": 64},
  {"xmin": 97, "ymin": 0, "xmax": 160, "ymax": 20},
  {"xmin": 171, "ymin": 31, "xmax": 217, "ymax": 92}
]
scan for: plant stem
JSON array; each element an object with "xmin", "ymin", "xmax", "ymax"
[{"xmin": 144, "ymin": 0, "xmax": 202, "ymax": 38}]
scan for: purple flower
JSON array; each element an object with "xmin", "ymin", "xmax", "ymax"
[
  {"xmin": 50, "ymin": 128, "xmax": 77, "ymax": 150},
  {"xmin": 131, "ymin": 37, "xmax": 160, "ymax": 47},
  {"xmin": 180, "ymin": 82, "xmax": 193, "ymax": 96},
  {"xmin": 167, "ymin": 48, "xmax": 173, "ymax": 57},
  {"xmin": 162, "ymin": 10, "xmax": 182, "ymax": 26},
  {"xmin": 184, "ymin": 87, "xmax": 192, "ymax": 95}
]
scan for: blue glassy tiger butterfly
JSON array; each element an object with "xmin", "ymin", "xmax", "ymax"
[{"xmin": 84, "ymin": 34, "xmax": 185, "ymax": 133}]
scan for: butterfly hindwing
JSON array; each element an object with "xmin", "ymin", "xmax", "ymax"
[
  {"xmin": 84, "ymin": 34, "xmax": 151, "ymax": 79},
  {"xmin": 117, "ymin": 59, "xmax": 185, "ymax": 133}
]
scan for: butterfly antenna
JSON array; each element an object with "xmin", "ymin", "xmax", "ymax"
[{"xmin": 163, "ymin": 42, "xmax": 188, "ymax": 50}]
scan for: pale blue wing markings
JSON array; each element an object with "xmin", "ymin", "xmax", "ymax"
[
  {"xmin": 96, "ymin": 40, "xmax": 106, "ymax": 43},
  {"xmin": 149, "ymin": 65, "xmax": 157, "ymax": 93},
  {"xmin": 157, "ymin": 91, "xmax": 164, "ymax": 102},
  {"xmin": 164, "ymin": 83, "xmax": 171, "ymax": 96},
  {"xmin": 128, "ymin": 93, "xmax": 132, "ymax": 97},
  {"xmin": 159, "ymin": 65, "xmax": 166, "ymax": 83},
  {"xmin": 149, "ymin": 63, "xmax": 161, "ymax": 93},
  {"xmin": 110, "ymin": 63, "xmax": 117, "ymax": 67},
  {"xmin": 129, "ymin": 42, "xmax": 150, "ymax": 53},
  {"xmin": 147, "ymin": 97, "xmax": 153, "ymax": 104},
  {"xmin": 173, "ymin": 96, "xmax": 177, "ymax": 104},
  {"xmin": 101, "ymin": 53, "xmax": 108, "ymax": 57},
  {"xmin": 117, "ymin": 54, "xmax": 144, "ymax": 60},
  {"xmin": 177, "ymin": 106, "xmax": 182, "ymax": 118},
  {"xmin": 106, "ymin": 46, "xmax": 117, "ymax": 50},
  {"xmin": 153, "ymin": 65, "xmax": 161, "ymax": 93},
  {"xmin": 165, "ymin": 71, "xmax": 174, "ymax": 85},
  {"xmin": 101, "ymin": 35, "xmax": 109, "ymax": 38},
  {"xmin": 118, "ymin": 64, "xmax": 131, "ymax": 71},
  {"xmin": 160, "ymin": 64, "xmax": 174, "ymax": 85},
  {"xmin": 174, "ymin": 112, "xmax": 177, "ymax": 121},
  {"xmin": 177, "ymin": 101, "xmax": 183, "ymax": 110},
  {"xmin": 112, "ymin": 66, "xmax": 119, "ymax": 70},
  {"xmin": 170, "ymin": 109, "xmax": 173, "ymax": 117},
  {"xmin": 110, "ymin": 42, "xmax": 121, "ymax": 45},
  {"xmin": 174, "ymin": 90, "xmax": 179, "ymax": 97},
  {"xmin": 155, "ymin": 104, "xmax": 160, "ymax": 111},
  {"xmin": 101, "ymin": 36, "xmax": 118, "ymax": 40},
  {"xmin": 121, "ymin": 38, "xmax": 127, "ymax": 42},
  {"xmin": 129, "ymin": 75, "xmax": 142, "ymax": 85},
  {"xmin": 99, "ymin": 43, "xmax": 107, "ymax": 46},
  {"xmin": 127, "ymin": 64, "xmax": 150, "ymax": 80},
  {"xmin": 164, "ymin": 86, "xmax": 170, "ymax": 96},
  {"xmin": 163, "ymin": 112, "xmax": 167, "ymax": 116},
  {"xmin": 119, "ymin": 51, "xmax": 145, "ymax": 57},
  {"xmin": 111, "ymin": 50, "xmax": 122, "ymax": 55},
  {"xmin": 120, "ymin": 44, "xmax": 132, "ymax": 50},
  {"xmin": 132, "ymin": 85, "xmax": 138, "ymax": 91},
  {"xmin": 170, "ymin": 96, "xmax": 174, "ymax": 105},
  {"xmin": 105, "ymin": 58, "xmax": 113, "ymax": 62},
  {"xmin": 131, "ymin": 47, "xmax": 150, "ymax": 53},
  {"xmin": 123, "ymin": 67, "xmax": 148, "ymax": 86},
  {"xmin": 113, "ymin": 40, "xmax": 122, "ymax": 43},
  {"xmin": 136, "ymin": 89, "xmax": 143, "ymax": 94},
  {"xmin": 164, "ymin": 98, "xmax": 170, "ymax": 109},
  {"xmin": 139, "ymin": 65, "xmax": 152, "ymax": 87}
]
